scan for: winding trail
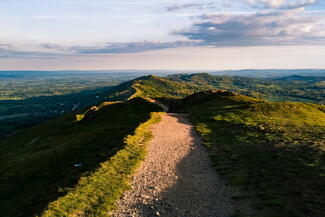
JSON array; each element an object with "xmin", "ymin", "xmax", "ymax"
[{"xmin": 111, "ymin": 113, "xmax": 234, "ymax": 217}]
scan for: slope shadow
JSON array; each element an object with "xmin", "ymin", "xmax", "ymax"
[
  {"xmin": 0, "ymin": 98, "xmax": 160, "ymax": 217},
  {"xmin": 195, "ymin": 119, "xmax": 325, "ymax": 217}
]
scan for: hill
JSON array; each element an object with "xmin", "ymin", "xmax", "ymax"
[
  {"xmin": 273, "ymin": 75, "xmax": 325, "ymax": 82},
  {"xmin": 169, "ymin": 91, "xmax": 325, "ymax": 217},
  {"xmin": 104, "ymin": 75, "xmax": 325, "ymax": 217},
  {"xmin": 0, "ymin": 74, "xmax": 324, "ymax": 217},
  {"xmin": 168, "ymin": 73, "xmax": 325, "ymax": 103},
  {"xmin": 0, "ymin": 97, "xmax": 162, "ymax": 217},
  {"xmin": 0, "ymin": 73, "xmax": 134, "ymax": 138},
  {"xmin": 106, "ymin": 75, "xmax": 211, "ymax": 100},
  {"xmin": 0, "ymin": 74, "xmax": 211, "ymax": 138},
  {"xmin": 212, "ymin": 69, "xmax": 325, "ymax": 77},
  {"xmin": 0, "ymin": 75, "xmax": 212, "ymax": 217},
  {"xmin": 1, "ymin": 72, "xmax": 323, "ymax": 138}
]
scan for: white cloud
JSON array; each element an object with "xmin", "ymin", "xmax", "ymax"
[
  {"xmin": 0, "ymin": 41, "xmax": 195, "ymax": 58},
  {"xmin": 177, "ymin": 8, "xmax": 325, "ymax": 46},
  {"xmin": 245, "ymin": 0, "xmax": 317, "ymax": 9}
]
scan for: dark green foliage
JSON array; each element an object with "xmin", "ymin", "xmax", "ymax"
[
  {"xmin": 0, "ymin": 87, "xmax": 113, "ymax": 137},
  {"xmin": 0, "ymin": 98, "xmax": 161, "ymax": 217},
  {"xmin": 173, "ymin": 91, "xmax": 325, "ymax": 217}
]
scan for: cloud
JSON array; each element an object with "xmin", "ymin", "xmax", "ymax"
[
  {"xmin": 0, "ymin": 44, "xmax": 14, "ymax": 49},
  {"xmin": 39, "ymin": 43, "xmax": 68, "ymax": 51},
  {"xmin": 69, "ymin": 41, "xmax": 194, "ymax": 54},
  {"xmin": 0, "ymin": 47, "xmax": 61, "ymax": 58},
  {"xmin": 3, "ymin": 5, "xmax": 325, "ymax": 59},
  {"xmin": 0, "ymin": 41, "xmax": 194, "ymax": 58},
  {"xmin": 167, "ymin": 3, "xmax": 214, "ymax": 12},
  {"xmin": 245, "ymin": 0, "xmax": 317, "ymax": 9},
  {"xmin": 177, "ymin": 8, "xmax": 325, "ymax": 46},
  {"xmin": 0, "ymin": 43, "xmax": 72, "ymax": 58}
]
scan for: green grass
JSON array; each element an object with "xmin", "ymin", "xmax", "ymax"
[
  {"xmin": 41, "ymin": 112, "xmax": 162, "ymax": 217},
  {"xmin": 105, "ymin": 75, "xmax": 212, "ymax": 101},
  {"xmin": 131, "ymin": 75, "xmax": 210, "ymax": 99},
  {"xmin": 173, "ymin": 92, "xmax": 325, "ymax": 217},
  {"xmin": 168, "ymin": 73, "xmax": 325, "ymax": 104},
  {"xmin": 1, "ymin": 74, "xmax": 324, "ymax": 217},
  {"xmin": 0, "ymin": 97, "xmax": 162, "ymax": 217},
  {"xmin": 1, "ymin": 75, "xmax": 204, "ymax": 217}
]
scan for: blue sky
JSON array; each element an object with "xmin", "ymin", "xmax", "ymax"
[{"xmin": 1, "ymin": 0, "xmax": 325, "ymax": 70}]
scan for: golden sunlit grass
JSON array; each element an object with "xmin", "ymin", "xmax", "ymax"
[{"xmin": 41, "ymin": 112, "xmax": 162, "ymax": 217}]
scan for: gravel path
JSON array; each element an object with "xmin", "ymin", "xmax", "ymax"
[{"xmin": 111, "ymin": 113, "xmax": 234, "ymax": 217}]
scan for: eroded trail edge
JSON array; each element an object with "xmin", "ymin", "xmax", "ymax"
[{"xmin": 112, "ymin": 113, "xmax": 234, "ymax": 217}]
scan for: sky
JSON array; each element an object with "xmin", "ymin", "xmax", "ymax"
[{"xmin": 1, "ymin": 0, "xmax": 325, "ymax": 70}]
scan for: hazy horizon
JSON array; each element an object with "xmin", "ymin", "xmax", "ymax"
[{"xmin": 1, "ymin": 68, "xmax": 325, "ymax": 72}]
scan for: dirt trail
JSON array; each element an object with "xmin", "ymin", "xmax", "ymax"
[{"xmin": 111, "ymin": 113, "xmax": 234, "ymax": 217}]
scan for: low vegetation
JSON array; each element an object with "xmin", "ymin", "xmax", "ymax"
[
  {"xmin": 42, "ymin": 112, "xmax": 162, "ymax": 217},
  {"xmin": 172, "ymin": 91, "xmax": 325, "ymax": 217},
  {"xmin": 0, "ymin": 97, "xmax": 162, "ymax": 217}
]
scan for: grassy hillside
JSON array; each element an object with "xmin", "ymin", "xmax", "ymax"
[
  {"xmin": 1, "ymin": 74, "xmax": 324, "ymax": 217},
  {"xmin": 0, "ymin": 97, "xmax": 162, "ymax": 217},
  {"xmin": 0, "ymin": 73, "xmax": 134, "ymax": 138},
  {"xmin": 106, "ymin": 75, "xmax": 211, "ymax": 101},
  {"xmin": 0, "ymin": 74, "xmax": 208, "ymax": 217},
  {"xmin": 172, "ymin": 91, "xmax": 325, "ymax": 217},
  {"xmin": 168, "ymin": 73, "xmax": 325, "ymax": 103},
  {"xmin": 2, "ymin": 73, "xmax": 322, "ymax": 137}
]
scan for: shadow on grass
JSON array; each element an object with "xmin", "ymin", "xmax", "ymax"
[
  {"xmin": 158, "ymin": 94, "xmax": 325, "ymax": 217},
  {"xmin": 197, "ymin": 120, "xmax": 325, "ymax": 217},
  {"xmin": 0, "ymin": 97, "xmax": 161, "ymax": 217}
]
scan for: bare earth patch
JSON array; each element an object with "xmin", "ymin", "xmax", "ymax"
[{"xmin": 111, "ymin": 113, "xmax": 235, "ymax": 217}]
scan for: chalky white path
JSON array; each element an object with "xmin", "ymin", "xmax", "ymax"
[{"xmin": 112, "ymin": 113, "xmax": 234, "ymax": 217}]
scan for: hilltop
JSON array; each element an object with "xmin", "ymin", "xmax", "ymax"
[{"xmin": 105, "ymin": 75, "xmax": 211, "ymax": 100}]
